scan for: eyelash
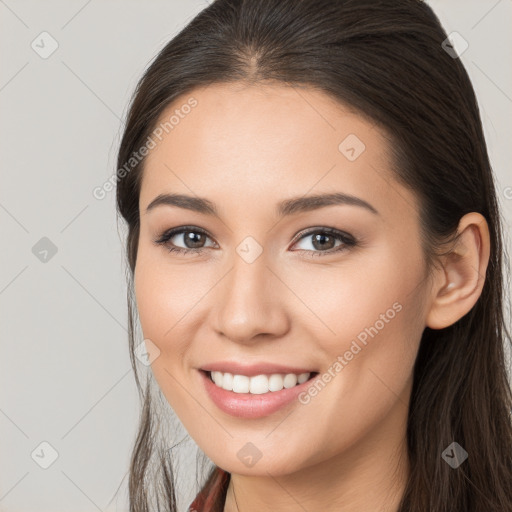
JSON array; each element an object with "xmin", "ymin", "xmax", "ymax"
[{"xmin": 153, "ymin": 225, "xmax": 358, "ymax": 258}]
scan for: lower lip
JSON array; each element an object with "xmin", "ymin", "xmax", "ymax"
[{"xmin": 199, "ymin": 370, "xmax": 318, "ymax": 419}]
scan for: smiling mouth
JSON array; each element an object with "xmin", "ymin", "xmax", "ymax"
[{"xmin": 202, "ymin": 369, "xmax": 320, "ymax": 395}]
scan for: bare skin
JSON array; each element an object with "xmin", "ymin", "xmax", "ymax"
[{"xmin": 133, "ymin": 82, "xmax": 490, "ymax": 512}]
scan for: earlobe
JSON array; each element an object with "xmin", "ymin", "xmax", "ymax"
[{"xmin": 425, "ymin": 212, "xmax": 490, "ymax": 330}]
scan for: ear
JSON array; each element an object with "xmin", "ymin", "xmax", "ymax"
[{"xmin": 425, "ymin": 212, "xmax": 491, "ymax": 330}]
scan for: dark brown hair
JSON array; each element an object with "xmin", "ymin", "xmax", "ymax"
[{"xmin": 116, "ymin": 0, "xmax": 512, "ymax": 510}]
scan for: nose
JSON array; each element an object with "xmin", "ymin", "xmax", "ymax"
[{"xmin": 212, "ymin": 250, "xmax": 290, "ymax": 345}]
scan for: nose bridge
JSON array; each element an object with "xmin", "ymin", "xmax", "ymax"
[{"xmin": 213, "ymin": 242, "xmax": 289, "ymax": 342}]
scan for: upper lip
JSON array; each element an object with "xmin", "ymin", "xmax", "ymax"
[{"xmin": 199, "ymin": 361, "xmax": 317, "ymax": 377}]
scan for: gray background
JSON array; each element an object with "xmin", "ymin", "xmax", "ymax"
[{"xmin": 1, "ymin": 1, "xmax": 511, "ymax": 511}]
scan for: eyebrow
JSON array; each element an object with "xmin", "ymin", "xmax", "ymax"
[{"xmin": 144, "ymin": 192, "xmax": 379, "ymax": 217}]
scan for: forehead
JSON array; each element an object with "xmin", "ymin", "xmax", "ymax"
[{"xmin": 139, "ymin": 82, "xmax": 415, "ymax": 221}]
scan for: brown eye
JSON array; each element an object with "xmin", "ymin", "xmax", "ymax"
[
  {"xmin": 181, "ymin": 231, "xmax": 208, "ymax": 249},
  {"xmin": 154, "ymin": 226, "xmax": 216, "ymax": 255},
  {"xmin": 291, "ymin": 228, "xmax": 357, "ymax": 257},
  {"xmin": 310, "ymin": 233, "xmax": 337, "ymax": 250}
]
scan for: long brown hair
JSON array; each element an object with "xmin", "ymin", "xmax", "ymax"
[{"xmin": 116, "ymin": 1, "xmax": 512, "ymax": 510}]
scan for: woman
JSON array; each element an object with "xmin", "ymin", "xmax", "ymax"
[{"xmin": 116, "ymin": 0, "xmax": 512, "ymax": 510}]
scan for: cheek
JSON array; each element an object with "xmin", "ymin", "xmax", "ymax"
[
  {"xmin": 133, "ymin": 257, "xmax": 197, "ymax": 410},
  {"xmin": 284, "ymin": 268, "xmax": 425, "ymax": 464},
  {"xmin": 133, "ymin": 256, "xmax": 188, "ymax": 389},
  {"xmin": 281, "ymin": 242, "xmax": 426, "ymax": 352},
  {"xmin": 134, "ymin": 247, "xmax": 207, "ymax": 340},
  {"xmin": 287, "ymin": 244, "xmax": 426, "ymax": 414},
  {"xmin": 134, "ymin": 261, "xmax": 172, "ymax": 341},
  {"xmin": 133, "ymin": 249, "xmax": 222, "ymax": 400}
]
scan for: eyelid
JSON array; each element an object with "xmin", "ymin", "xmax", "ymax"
[
  {"xmin": 290, "ymin": 226, "xmax": 356, "ymax": 246},
  {"xmin": 154, "ymin": 225, "xmax": 216, "ymax": 245}
]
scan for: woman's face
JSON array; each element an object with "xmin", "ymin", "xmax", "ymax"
[{"xmin": 134, "ymin": 82, "xmax": 432, "ymax": 476}]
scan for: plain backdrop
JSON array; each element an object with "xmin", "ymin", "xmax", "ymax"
[{"xmin": 1, "ymin": 1, "xmax": 511, "ymax": 511}]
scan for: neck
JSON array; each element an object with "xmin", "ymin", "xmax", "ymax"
[{"xmin": 223, "ymin": 397, "xmax": 410, "ymax": 512}]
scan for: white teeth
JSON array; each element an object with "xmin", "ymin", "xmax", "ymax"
[
  {"xmin": 210, "ymin": 371, "xmax": 312, "ymax": 394},
  {"xmin": 212, "ymin": 371, "xmax": 223, "ymax": 387},
  {"xmin": 233, "ymin": 374, "xmax": 250, "ymax": 393},
  {"xmin": 249, "ymin": 374, "xmax": 268, "ymax": 394},
  {"xmin": 297, "ymin": 372, "xmax": 310, "ymax": 384},
  {"xmin": 283, "ymin": 374, "xmax": 297, "ymax": 388},
  {"xmin": 268, "ymin": 374, "xmax": 284, "ymax": 392},
  {"xmin": 221, "ymin": 372, "xmax": 233, "ymax": 391}
]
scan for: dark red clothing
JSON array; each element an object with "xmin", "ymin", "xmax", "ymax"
[{"xmin": 188, "ymin": 466, "xmax": 230, "ymax": 512}]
